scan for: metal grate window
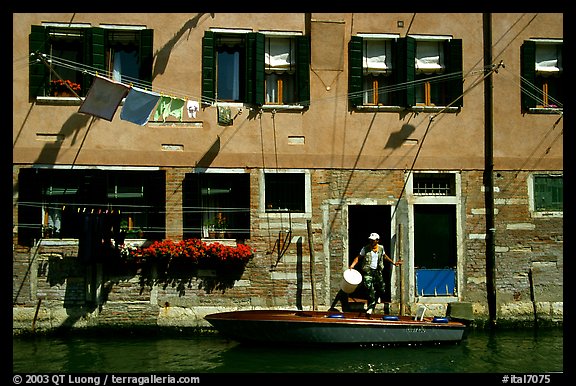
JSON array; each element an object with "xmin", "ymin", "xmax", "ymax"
[
  {"xmin": 534, "ymin": 175, "xmax": 563, "ymax": 211},
  {"xmin": 413, "ymin": 173, "xmax": 455, "ymax": 196}
]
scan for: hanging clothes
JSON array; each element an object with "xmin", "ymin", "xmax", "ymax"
[
  {"xmin": 77, "ymin": 210, "xmax": 125, "ymax": 263},
  {"xmin": 186, "ymin": 99, "xmax": 199, "ymax": 119},
  {"xmin": 153, "ymin": 95, "xmax": 173, "ymax": 122},
  {"xmin": 218, "ymin": 106, "xmax": 232, "ymax": 126},
  {"xmin": 120, "ymin": 87, "xmax": 161, "ymax": 126},
  {"xmin": 78, "ymin": 211, "xmax": 103, "ymax": 263},
  {"xmin": 167, "ymin": 98, "xmax": 185, "ymax": 121},
  {"xmin": 78, "ymin": 76, "xmax": 130, "ymax": 121}
]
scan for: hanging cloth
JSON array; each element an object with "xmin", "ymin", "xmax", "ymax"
[
  {"xmin": 218, "ymin": 106, "xmax": 232, "ymax": 126},
  {"xmin": 166, "ymin": 98, "xmax": 185, "ymax": 121},
  {"xmin": 153, "ymin": 95, "xmax": 173, "ymax": 122},
  {"xmin": 120, "ymin": 87, "xmax": 161, "ymax": 126},
  {"xmin": 186, "ymin": 99, "xmax": 199, "ymax": 119},
  {"xmin": 78, "ymin": 76, "xmax": 129, "ymax": 121}
]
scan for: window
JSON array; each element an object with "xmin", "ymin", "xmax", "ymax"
[
  {"xmin": 413, "ymin": 173, "xmax": 456, "ymax": 196},
  {"xmin": 532, "ymin": 174, "xmax": 563, "ymax": 212},
  {"xmin": 349, "ymin": 35, "xmax": 462, "ymax": 108},
  {"xmin": 215, "ymin": 34, "xmax": 246, "ymax": 102},
  {"xmin": 361, "ymin": 38, "xmax": 394, "ymax": 105},
  {"xmin": 105, "ymin": 28, "xmax": 147, "ymax": 84},
  {"xmin": 265, "ymin": 173, "xmax": 305, "ymax": 213},
  {"xmin": 17, "ymin": 168, "xmax": 166, "ymax": 246},
  {"xmin": 29, "ymin": 25, "xmax": 153, "ymax": 98},
  {"xmin": 202, "ymin": 31, "xmax": 310, "ymax": 106},
  {"xmin": 521, "ymin": 40, "xmax": 563, "ymax": 110},
  {"xmin": 415, "ymin": 40, "xmax": 447, "ymax": 106},
  {"xmin": 265, "ymin": 37, "xmax": 296, "ymax": 105},
  {"xmin": 183, "ymin": 173, "xmax": 250, "ymax": 240}
]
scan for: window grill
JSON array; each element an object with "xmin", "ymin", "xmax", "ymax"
[{"xmin": 413, "ymin": 173, "xmax": 455, "ymax": 196}]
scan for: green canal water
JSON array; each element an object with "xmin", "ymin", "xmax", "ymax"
[{"xmin": 13, "ymin": 327, "xmax": 564, "ymax": 376}]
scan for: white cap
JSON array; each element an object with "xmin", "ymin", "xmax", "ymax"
[{"xmin": 368, "ymin": 233, "xmax": 380, "ymax": 240}]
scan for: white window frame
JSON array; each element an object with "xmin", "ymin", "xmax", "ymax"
[
  {"xmin": 528, "ymin": 173, "xmax": 563, "ymax": 218},
  {"xmin": 406, "ymin": 171, "xmax": 463, "ymax": 304},
  {"xmin": 258, "ymin": 169, "xmax": 312, "ymax": 219}
]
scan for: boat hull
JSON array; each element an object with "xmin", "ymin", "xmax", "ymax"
[{"xmin": 205, "ymin": 310, "xmax": 466, "ymax": 345}]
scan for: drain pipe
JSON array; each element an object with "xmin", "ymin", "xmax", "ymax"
[{"xmin": 483, "ymin": 12, "xmax": 497, "ymax": 327}]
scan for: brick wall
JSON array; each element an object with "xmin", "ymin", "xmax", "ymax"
[{"xmin": 12, "ymin": 167, "xmax": 563, "ymax": 333}]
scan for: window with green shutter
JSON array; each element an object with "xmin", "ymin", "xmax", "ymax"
[
  {"xmin": 521, "ymin": 40, "xmax": 563, "ymax": 111},
  {"xmin": 414, "ymin": 38, "xmax": 463, "ymax": 107},
  {"xmin": 533, "ymin": 175, "xmax": 563, "ymax": 212},
  {"xmin": 202, "ymin": 31, "xmax": 309, "ymax": 107},
  {"xmin": 348, "ymin": 35, "xmax": 462, "ymax": 109},
  {"xmin": 29, "ymin": 26, "xmax": 87, "ymax": 98},
  {"xmin": 29, "ymin": 25, "xmax": 154, "ymax": 99}
]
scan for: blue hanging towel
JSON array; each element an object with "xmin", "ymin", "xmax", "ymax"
[{"xmin": 120, "ymin": 87, "xmax": 161, "ymax": 126}]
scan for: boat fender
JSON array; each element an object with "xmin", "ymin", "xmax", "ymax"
[
  {"xmin": 432, "ymin": 317, "xmax": 449, "ymax": 323},
  {"xmin": 382, "ymin": 316, "xmax": 399, "ymax": 321},
  {"xmin": 327, "ymin": 314, "xmax": 345, "ymax": 318}
]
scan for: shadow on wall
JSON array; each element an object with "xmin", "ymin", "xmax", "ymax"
[
  {"xmin": 152, "ymin": 13, "xmax": 215, "ymax": 79},
  {"xmin": 385, "ymin": 123, "xmax": 416, "ymax": 149}
]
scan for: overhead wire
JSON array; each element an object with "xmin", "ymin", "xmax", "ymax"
[
  {"xmin": 389, "ymin": 61, "xmax": 505, "ymax": 222},
  {"xmin": 29, "ymin": 51, "xmax": 492, "ymax": 111}
]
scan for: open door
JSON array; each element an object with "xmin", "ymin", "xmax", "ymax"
[{"xmin": 347, "ymin": 205, "xmax": 392, "ymax": 300}]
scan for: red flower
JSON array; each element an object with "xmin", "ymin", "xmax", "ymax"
[
  {"xmin": 138, "ymin": 238, "xmax": 254, "ymax": 271},
  {"xmin": 50, "ymin": 79, "xmax": 81, "ymax": 93}
]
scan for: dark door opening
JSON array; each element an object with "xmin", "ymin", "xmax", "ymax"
[
  {"xmin": 414, "ymin": 204, "xmax": 457, "ymax": 296},
  {"xmin": 347, "ymin": 205, "xmax": 392, "ymax": 300}
]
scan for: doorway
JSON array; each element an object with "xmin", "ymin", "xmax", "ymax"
[
  {"xmin": 347, "ymin": 205, "xmax": 392, "ymax": 300},
  {"xmin": 414, "ymin": 204, "xmax": 457, "ymax": 296}
]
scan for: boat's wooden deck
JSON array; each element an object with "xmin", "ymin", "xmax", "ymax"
[{"xmin": 206, "ymin": 309, "xmax": 465, "ymax": 327}]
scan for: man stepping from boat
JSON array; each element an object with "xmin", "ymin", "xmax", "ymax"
[{"xmin": 349, "ymin": 233, "xmax": 402, "ymax": 317}]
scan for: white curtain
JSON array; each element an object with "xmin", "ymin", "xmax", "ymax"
[
  {"xmin": 113, "ymin": 51, "xmax": 122, "ymax": 82},
  {"xmin": 363, "ymin": 40, "xmax": 391, "ymax": 74},
  {"xmin": 265, "ymin": 38, "xmax": 294, "ymax": 73},
  {"xmin": 536, "ymin": 44, "xmax": 562, "ymax": 73},
  {"xmin": 416, "ymin": 41, "xmax": 444, "ymax": 73}
]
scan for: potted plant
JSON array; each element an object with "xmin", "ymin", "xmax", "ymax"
[{"xmin": 214, "ymin": 212, "xmax": 228, "ymax": 238}]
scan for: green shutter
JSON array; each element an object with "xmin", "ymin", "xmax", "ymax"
[
  {"xmin": 396, "ymin": 37, "xmax": 415, "ymax": 107},
  {"xmin": 246, "ymin": 32, "xmax": 264, "ymax": 106},
  {"xmin": 139, "ymin": 29, "xmax": 154, "ymax": 84},
  {"xmin": 254, "ymin": 33, "xmax": 265, "ymax": 105},
  {"xmin": 520, "ymin": 40, "xmax": 537, "ymax": 110},
  {"xmin": 202, "ymin": 31, "xmax": 215, "ymax": 105},
  {"xmin": 83, "ymin": 27, "xmax": 106, "ymax": 92},
  {"xmin": 90, "ymin": 27, "xmax": 106, "ymax": 73},
  {"xmin": 348, "ymin": 36, "xmax": 363, "ymax": 108},
  {"xmin": 445, "ymin": 39, "xmax": 463, "ymax": 107},
  {"xmin": 29, "ymin": 25, "xmax": 49, "ymax": 98},
  {"xmin": 296, "ymin": 35, "xmax": 310, "ymax": 106}
]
